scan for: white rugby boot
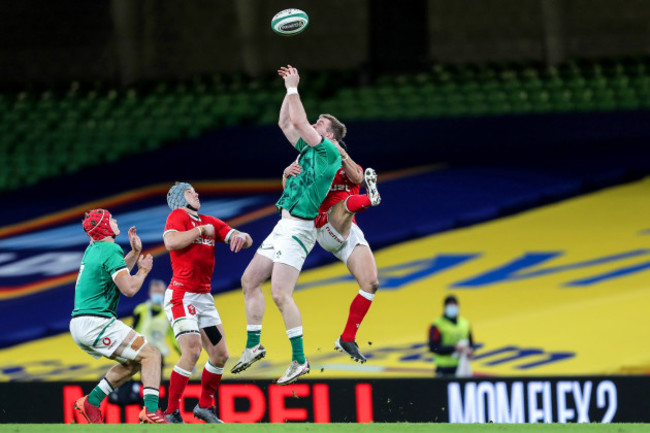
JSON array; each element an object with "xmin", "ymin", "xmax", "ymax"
[
  {"xmin": 230, "ymin": 344, "xmax": 267, "ymax": 374},
  {"xmin": 277, "ymin": 360, "xmax": 310, "ymax": 385},
  {"xmin": 364, "ymin": 168, "xmax": 381, "ymax": 206}
]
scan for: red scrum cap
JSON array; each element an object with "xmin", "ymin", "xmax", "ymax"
[{"xmin": 83, "ymin": 209, "xmax": 115, "ymax": 241}]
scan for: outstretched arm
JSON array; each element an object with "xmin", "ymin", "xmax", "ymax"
[
  {"xmin": 278, "ymin": 91, "xmax": 301, "ymax": 146},
  {"xmin": 279, "ymin": 65, "xmax": 322, "ymax": 147}
]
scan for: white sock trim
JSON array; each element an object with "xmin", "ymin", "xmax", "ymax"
[
  {"xmin": 246, "ymin": 324, "xmax": 262, "ymax": 332},
  {"xmin": 205, "ymin": 361, "xmax": 224, "ymax": 375},
  {"xmin": 98, "ymin": 377, "xmax": 113, "ymax": 395},
  {"xmin": 286, "ymin": 326, "xmax": 303, "ymax": 339},
  {"xmin": 143, "ymin": 388, "xmax": 159, "ymax": 397},
  {"xmin": 344, "ymin": 196, "xmax": 355, "ymax": 214},
  {"xmin": 173, "ymin": 365, "xmax": 192, "ymax": 377},
  {"xmin": 359, "ymin": 290, "xmax": 375, "ymax": 301}
]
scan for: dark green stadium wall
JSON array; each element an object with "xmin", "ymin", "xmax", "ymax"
[{"xmin": 1, "ymin": 0, "xmax": 649, "ymax": 85}]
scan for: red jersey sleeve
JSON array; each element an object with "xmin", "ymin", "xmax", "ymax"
[
  {"xmin": 164, "ymin": 209, "xmax": 189, "ymax": 235},
  {"xmin": 205, "ymin": 215, "xmax": 234, "ymax": 243}
]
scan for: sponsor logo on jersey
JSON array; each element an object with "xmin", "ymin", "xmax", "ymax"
[{"xmin": 193, "ymin": 238, "xmax": 216, "ymax": 246}]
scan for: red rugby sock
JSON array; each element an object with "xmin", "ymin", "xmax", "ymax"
[
  {"xmin": 166, "ymin": 367, "xmax": 191, "ymax": 414},
  {"xmin": 345, "ymin": 195, "xmax": 372, "ymax": 214},
  {"xmin": 341, "ymin": 293, "xmax": 373, "ymax": 341},
  {"xmin": 199, "ymin": 363, "xmax": 223, "ymax": 408}
]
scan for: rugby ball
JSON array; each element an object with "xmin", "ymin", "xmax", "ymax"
[{"xmin": 271, "ymin": 8, "xmax": 309, "ymax": 36}]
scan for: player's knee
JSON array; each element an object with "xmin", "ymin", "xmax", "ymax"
[
  {"xmin": 123, "ymin": 359, "xmax": 141, "ymax": 375},
  {"xmin": 270, "ymin": 288, "xmax": 290, "ymax": 308},
  {"xmin": 363, "ymin": 279, "xmax": 379, "ymax": 294},
  {"xmin": 183, "ymin": 345, "xmax": 202, "ymax": 364},
  {"xmin": 213, "ymin": 348, "xmax": 229, "ymax": 366},
  {"xmin": 241, "ymin": 272, "xmax": 259, "ymax": 293},
  {"xmin": 140, "ymin": 343, "xmax": 161, "ymax": 363}
]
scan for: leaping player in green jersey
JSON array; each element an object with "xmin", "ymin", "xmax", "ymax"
[
  {"xmin": 70, "ymin": 209, "xmax": 168, "ymax": 424},
  {"xmin": 231, "ymin": 65, "xmax": 342, "ymax": 385}
]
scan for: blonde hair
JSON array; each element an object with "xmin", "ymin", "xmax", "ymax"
[{"xmin": 319, "ymin": 114, "xmax": 347, "ymax": 141}]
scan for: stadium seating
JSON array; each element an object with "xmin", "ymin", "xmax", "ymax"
[{"xmin": 0, "ymin": 56, "xmax": 649, "ymax": 194}]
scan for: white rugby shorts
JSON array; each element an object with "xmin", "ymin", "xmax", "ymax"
[
  {"xmin": 256, "ymin": 217, "xmax": 316, "ymax": 271},
  {"xmin": 164, "ymin": 289, "xmax": 222, "ymax": 340},
  {"xmin": 317, "ymin": 221, "xmax": 370, "ymax": 265},
  {"xmin": 70, "ymin": 316, "xmax": 140, "ymax": 363}
]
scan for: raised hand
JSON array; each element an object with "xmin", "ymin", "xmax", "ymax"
[
  {"xmin": 137, "ymin": 254, "xmax": 153, "ymax": 274},
  {"xmin": 128, "ymin": 226, "xmax": 142, "ymax": 254},
  {"xmin": 279, "ymin": 65, "xmax": 300, "ymax": 89},
  {"xmin": 229, "ymin": 232, "xmax": 251, "ymax": 253}
]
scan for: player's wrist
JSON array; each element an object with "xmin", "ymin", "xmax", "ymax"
[
  {"xmin": 196, "ymin": 226, "xmax": 203, "ymax": 237},
  {"xmin": 286, "ymin": 87, "xmax": 298, "ymax": 95}
]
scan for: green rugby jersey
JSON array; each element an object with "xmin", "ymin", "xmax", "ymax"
[
  {"xmin": 72, "ymin": 241, "xmax": 128, "ymax": 318},
  {"xmin": 276, "ymin": 137, "xmax": 341, "ymax": 219}
]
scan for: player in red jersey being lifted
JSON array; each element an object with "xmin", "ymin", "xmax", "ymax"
[
  {"xmin": 283, "ymin": 139, "xmax": 381, "ymax": 363},
  {"xmin": 162, "ymin": 182, "xmax": 252, "ymax": 423}
]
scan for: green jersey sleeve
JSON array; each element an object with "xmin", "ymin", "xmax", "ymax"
[
  {"xmin": 295, "ymin": 138, "xmax": 307, "ymax": 153},
  {"xmin": 317, "ymin": 137, "xmax": 339, "ymax": 162},
  {"xmin": 104, "ymin": 243, "xmax": 128, "ymax": 279}
]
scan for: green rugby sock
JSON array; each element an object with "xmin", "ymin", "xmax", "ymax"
[
  {"xmin": 290, "ymin": 335, "xmax": 306, "ymax": 364},
  {"xmin": 88, "ymin": 387, "xmax": 107, "ymax": 408},
  {"xmin": 246, "ymin": 325, "xmax": 262, "ymax": 349},
  {"xmin": 143, "ymin": 393, "xmax": 159, "ymax": 413},
  {"xmin": 88, "ymin": 378, "xmax": 113, "ymax": 408}
]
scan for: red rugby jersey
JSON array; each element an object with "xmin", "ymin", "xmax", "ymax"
[
  {"xmin": 315, "ymin": 165, "xmax": 362, "ymax": 228},
  {"xmin": 164, "ymin": 209, "xmax": 234, "ymax": 293}
]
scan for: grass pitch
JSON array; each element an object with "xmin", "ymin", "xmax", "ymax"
[{"xmin": 3, "ymin": 424, "xmax": 650, "ymax": 433}]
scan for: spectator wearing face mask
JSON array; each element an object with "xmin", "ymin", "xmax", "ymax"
[
  {"xmin": 428, "ymin": 294, "xmax": 474, "ymax": 377},
  {"xmin": 132, "ymin": 279, "xmax": 179, "ymax": 370}
]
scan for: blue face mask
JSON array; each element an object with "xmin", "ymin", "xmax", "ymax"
[
  {"xmin": 445, "ymin": 304, "xmax": 459, "ymax": 318},
  {"xmin": 150, "ymin": 293, "xmax": 164, "ymax": 306}
]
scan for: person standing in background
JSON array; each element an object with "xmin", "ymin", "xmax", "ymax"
[
  {"xmin": 132, "ymin": 279, "xmax": 179, "ymax": 368},
  {"xmin": 428, "ymin": 295, "xmax": 475, "ymax": 377}
]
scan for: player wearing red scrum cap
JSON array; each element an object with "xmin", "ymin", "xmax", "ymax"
[{"xmin": 70, "ymin": 209, "xmax": 168, "ymax": 424}]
